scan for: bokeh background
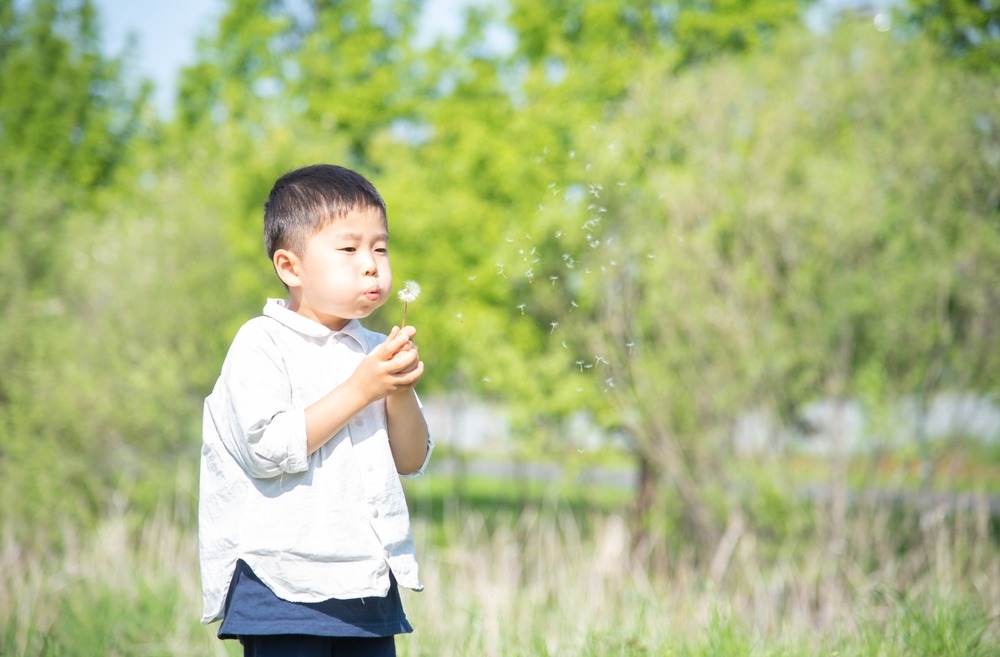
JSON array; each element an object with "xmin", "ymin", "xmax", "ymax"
[{"xmin": 2, "ymin": 0, "xmax": 999, "ymax": 655}]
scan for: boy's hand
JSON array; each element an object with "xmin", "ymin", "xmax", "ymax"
[{"xmin": 352, "ymin": 325, "xmax": 424, "ymax": 403}]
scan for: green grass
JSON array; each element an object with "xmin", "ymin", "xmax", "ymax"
[{"xmin": 2, "ymin": 467, "xmax": 998, "ymax": 656}]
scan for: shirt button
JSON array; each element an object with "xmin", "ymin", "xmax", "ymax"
[
  {"xmin": 354, "ymin": 418, "xmax": 364, "ymax": 428},
  {"xmin": 371, "ymin": 507, "xmax": 380, "ymax": 518}
]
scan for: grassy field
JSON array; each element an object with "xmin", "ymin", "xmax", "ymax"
[{"xmin": 2, "ymin": 465, "xmax": 998, "ymax": 657}]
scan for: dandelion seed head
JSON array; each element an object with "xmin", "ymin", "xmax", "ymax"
[{"xmin": 397, "ymin": 280, "xmax": 421, "ymax": 304}]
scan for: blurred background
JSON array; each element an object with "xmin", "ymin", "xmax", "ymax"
[{"xmin": 1, "ymin": 0, "xmax": 998, "ymax": 655}]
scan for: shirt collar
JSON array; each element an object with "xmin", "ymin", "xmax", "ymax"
[{"xmin": 263, "ymin": 298, "xmax": 366, "ymax": 347}]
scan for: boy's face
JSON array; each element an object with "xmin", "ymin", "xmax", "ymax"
[{"xmin": 275, "ymin": 206, "xmax": 392, "ymax": 331}]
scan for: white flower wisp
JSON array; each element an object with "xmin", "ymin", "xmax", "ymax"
[{"xmin": 398, "ymin": 280, "xmax": 421, "ymax": 326}]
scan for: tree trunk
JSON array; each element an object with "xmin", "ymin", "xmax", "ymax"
[{"xmin": 630, "ymin": 452, "xmax": 659, "ymax": 552}]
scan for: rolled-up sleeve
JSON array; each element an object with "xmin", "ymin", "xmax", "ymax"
[
  {"xmin": 213, "ymin": 325, "xmax": 310, "ymax": 479},
  {"xmin": 401, "ymin": 434, "xmax": 434, "ymax": 479}
]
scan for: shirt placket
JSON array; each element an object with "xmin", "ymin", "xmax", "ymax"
[{"xmin": 340, "ymin": 338, "xmax": 386, "ymax": 544}]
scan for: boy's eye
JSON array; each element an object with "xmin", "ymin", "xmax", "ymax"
[
  {"xmin": 376, "ymin": 247, "xmax": 388, "ymax": 254},
  {"xmin": 340, "ymin": 247, "xmax": 357, "ymax": 253}
]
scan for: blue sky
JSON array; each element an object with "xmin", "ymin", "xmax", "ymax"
[
  {"xmin": 95, "ymin": 0, "xmax": 224, "ymax": 113},
  {"xmin": 94, "ymin": 0, "xmax": 472, "ymax": 116}
]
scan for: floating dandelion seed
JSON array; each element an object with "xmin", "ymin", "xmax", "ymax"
[
  {"xmin": 576, "ymin": 360, "xmax": 585, "ymax": 371},
  {"xmin": 561, "ymin": 341, "xmax": 568, "ymax": 349},
  {"xmin": 397, "ymin": 280, "xmax": 421, "ymax": 327},
  {"xmin": 517, "ymin": 304, "xmax": 526, "ymax": 314},
  {"xmin": 550, "ymin": 321, "xmax": 559, "ymax": 333},
  {"xmin": 495, "ymin": 263, "xmax": 507, "ymax": 278},
  {"xmin": 626, "ymin": 341, "xmax": 635, "ymax": 353}
]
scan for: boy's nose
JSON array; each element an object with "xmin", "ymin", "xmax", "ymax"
[{"xmin": 361, "ymin": 254, "xmax": 378, "ymax": 276}]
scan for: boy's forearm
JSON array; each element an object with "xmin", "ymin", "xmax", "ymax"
[
  {"xmin": 386, "ymin": 389, "xmax": 430, "ymax": 475},
  {"xmin": 303, "ymin": 384, "xmax": 370, "ymax": 455}
]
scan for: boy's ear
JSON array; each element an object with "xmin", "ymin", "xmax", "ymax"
[{"xmin": 272, "ymin": 249, "xmax": 302, "ymax": 288}]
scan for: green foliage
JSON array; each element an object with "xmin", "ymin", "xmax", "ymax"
[
  {"xmin": 509, "ymin": 21, "xmax": 1000, "ymax": 540},
  {"xmin": 673, "ymin": 0, "xmax": 804, "ymax": 67},
  {"xmin": 898, "ymin": 0, "xmax": 1000, "ymax": 72},
  {"xmin": 851, "ymin": 592, "xmax": 998, "ymax": 657},
  {"xmin": 3, "ymin": 0, "xmax": 999, "ymax": 559},
  {"xmin": 0, "ymin": 0, "xmax": 149, "ymax": 529}
]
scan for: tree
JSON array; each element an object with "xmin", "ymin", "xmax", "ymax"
[
  {"xmin": 0, "ymin": 0, "xmax": 151, "ymax": 526},
  {"xmin": 517, "ymin": 22, "xmax": 1000, "ymax": 549},
  {"xmin": 897, "ymin": 0, "xmax": 1000, "ymax": 72}
]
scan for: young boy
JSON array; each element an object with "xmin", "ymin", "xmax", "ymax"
[{"xmin": 199, "ymin": 164, "xmax": 432, "ymax": 657}]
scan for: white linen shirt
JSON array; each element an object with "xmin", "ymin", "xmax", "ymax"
[{"xmin": 199, "ymin": 298, "xmax": 432, "ymax": 624}]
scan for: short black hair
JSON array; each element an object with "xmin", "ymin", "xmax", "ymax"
[{"xmin": 263, "ymin": 164, "xmax": 387, "ymax": 259}]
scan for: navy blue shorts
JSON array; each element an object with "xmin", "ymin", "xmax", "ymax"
[{"xmin": 219, "ymin": 560, "xmax": 412, "ymax": 656}]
